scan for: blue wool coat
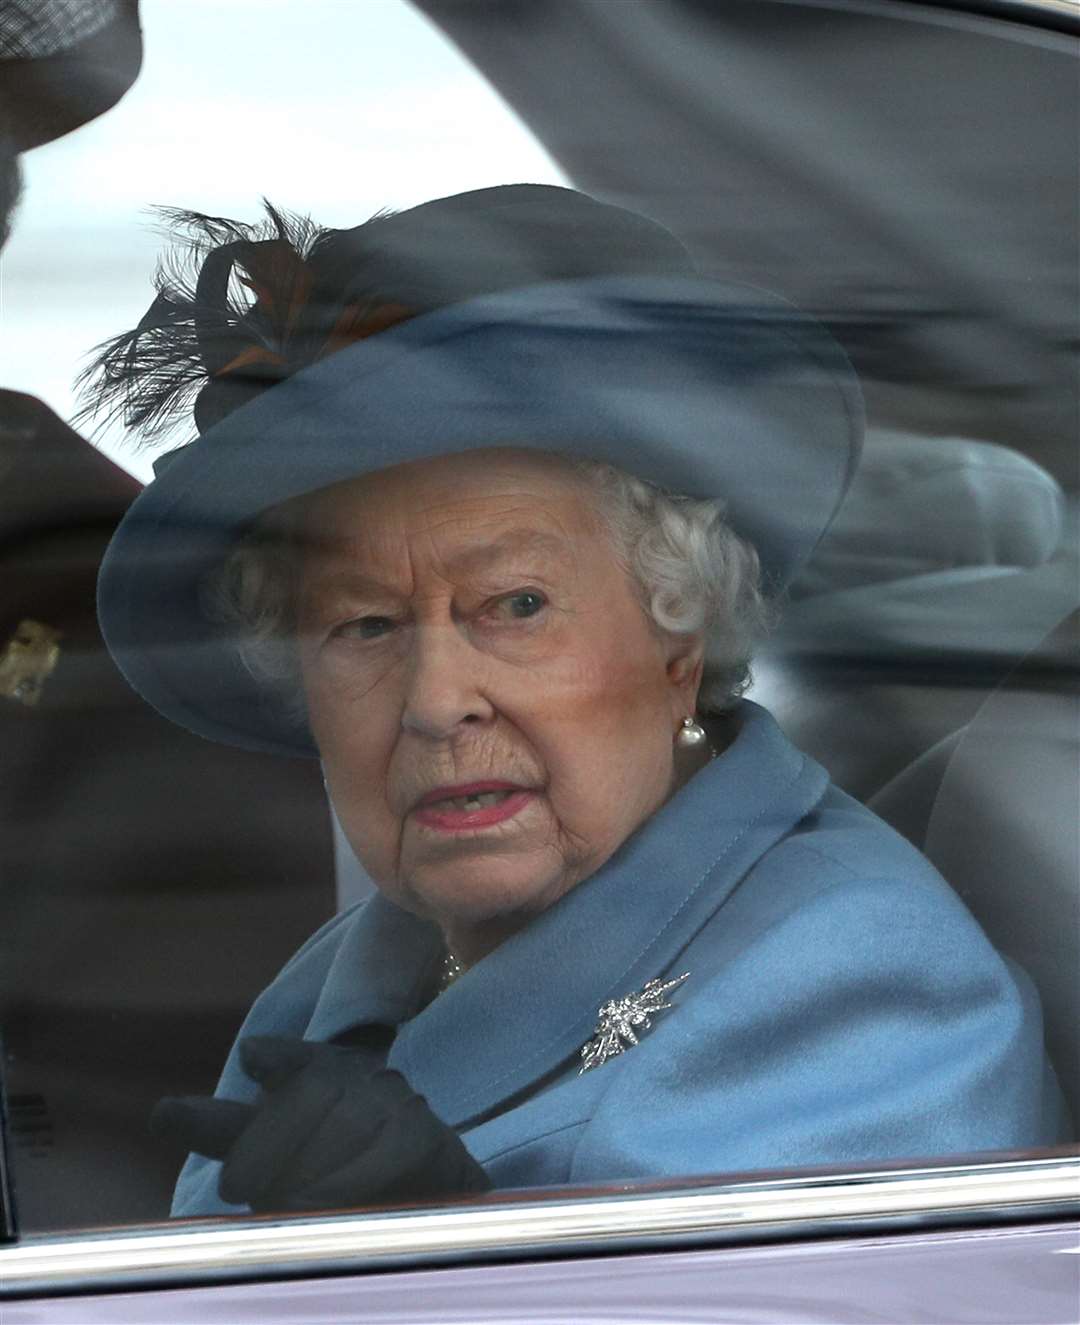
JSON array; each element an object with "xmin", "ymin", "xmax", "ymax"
[{"xmin": 173, "ymin": 703, "xmax": 1067, "ymax": 1216}]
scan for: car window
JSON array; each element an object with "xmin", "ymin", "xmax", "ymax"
[{"xmin": 0, "ymin": 0, "xmax": 1076, "ymax": 1295}]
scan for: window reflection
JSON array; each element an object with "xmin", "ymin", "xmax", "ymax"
[{"xmin": 1, "ymin": 0, "xmax": 1075, "ymax": 1234}]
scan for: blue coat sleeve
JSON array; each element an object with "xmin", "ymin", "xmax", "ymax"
[{"xmin": 568, "ymin": 870, "xmax": 1067, "ymax": 1182}]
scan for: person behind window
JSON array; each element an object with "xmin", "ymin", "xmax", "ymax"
[
  {"xmin": 0, "ymin": 2, "xmax": 347, "ymax": 1231},
  {"xmin": 82, "ymin": 185, "xmax": 1068, "ymax": 1217}
]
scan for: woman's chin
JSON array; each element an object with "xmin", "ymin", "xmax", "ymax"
[{"xmin": 404, "ymin": 858, "xmax": 571, "ymax": 935}]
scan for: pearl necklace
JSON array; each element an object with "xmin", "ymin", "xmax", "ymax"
[{"xmin": 437, "ymin": 949, "xmax": 466, "ymax": 993}]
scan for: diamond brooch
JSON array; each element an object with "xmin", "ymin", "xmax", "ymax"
[{"xmin": 579, "ymin": 972, "xmax": 690, "ymax": 1073}]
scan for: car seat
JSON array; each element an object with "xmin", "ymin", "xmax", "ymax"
[
  {"xmin": 869, "ymin": 611, "xmax": 1079, "ymax": 1127},
  {"xmin": 754, "ymin": 430, "xmax": 1073, "ymax": 799}
]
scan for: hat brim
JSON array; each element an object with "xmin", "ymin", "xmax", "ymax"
[{"xmin": 97, "ymin": 274, "xmax": 863, "ymax": 756}]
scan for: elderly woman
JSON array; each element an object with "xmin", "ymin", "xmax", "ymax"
[{"xmin": 88, "ymin": 185, "xmax": 1065, "ymax": 1217}]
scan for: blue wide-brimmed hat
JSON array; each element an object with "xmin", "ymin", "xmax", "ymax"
[{"xmin": 95, "ymin": 185, "xmax": 863, "ymax": 757}]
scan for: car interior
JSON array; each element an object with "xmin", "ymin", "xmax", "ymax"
[{"xmin": 1, "ymin": 0, "xmax": 1076, "ymax": 1236}]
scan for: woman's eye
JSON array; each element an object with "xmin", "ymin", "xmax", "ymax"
[
  {"xmin": 335, "ymin": 615, "xmax": 395, "ymax": 641},
  {"xmin": 498, "ymin": 590, "xmax": 547, "ymax": 620}
]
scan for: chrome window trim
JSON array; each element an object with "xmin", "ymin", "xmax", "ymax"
[
  {"xmin": 1020, "ymin": 0, "xmax": 1080, "ymax": 16},
  {"xmin": 937, "ymin": 0, "xmax": 1080, "ymax": 15},
  {"xmin": 768, "ymin": 0, "xmax": 1080, "ymax": 38},
  {"xmin": 924, "ymin": 0, "xmax": 1080, "ymax": 30},
  {"xmin": 2, "ymin": 1155, "xmax": 1077, "ymax": 1297}
]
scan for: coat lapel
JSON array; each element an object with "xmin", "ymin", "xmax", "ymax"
[
  {"xmin": 304, "ymin": 892, "xmax": 444, "ymax": 1038},
  {"xmin": 306, "ymin": 703, "xmax": 828, "ymax": 1128}
]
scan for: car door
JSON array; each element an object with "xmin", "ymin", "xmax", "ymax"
[{"xmin": 1, "ymin": 0, "xmax": 1077, "ymax": 1319}]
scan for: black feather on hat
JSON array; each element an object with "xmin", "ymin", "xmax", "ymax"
[
  {"xmin": 77, "ymin": 187, "xmax": 696, "ymax": 448},
  {"xmin": 78, "ymin": 204, "xmax": 336, "ymax": 443}
]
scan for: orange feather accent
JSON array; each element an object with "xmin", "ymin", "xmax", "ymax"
[
  {"xmin": 213, "ymin": 345, "xmax": 288, "ymax": 379},
  {"xmin": 236, "ymin": 239, "xmax": 314, "ymax": 338},
  {"xmin": 320, "ymin": 301, "xmax": 414, "ymax": 357}
]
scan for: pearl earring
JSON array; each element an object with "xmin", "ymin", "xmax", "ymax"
[{"xmin": 676, "ymin": 715, "xmax": 708, "ymax": 748}]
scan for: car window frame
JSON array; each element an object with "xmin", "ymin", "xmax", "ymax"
[
  {"xmin": 1, "ymin": 1149, "xmax": 1077, "ymax": 1298},
  {"xmin": 1, "ymin": 0, "xmax": 1077, "ymax": 1303}
]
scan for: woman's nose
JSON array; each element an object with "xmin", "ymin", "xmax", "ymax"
[{"xmin": 399, "ymin": 623, "xmax": 494, "ymax": 740}]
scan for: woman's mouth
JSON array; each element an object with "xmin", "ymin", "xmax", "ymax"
[{"xmin": 412, "ymin": 783, "xmax": 534, "ymax": 832}]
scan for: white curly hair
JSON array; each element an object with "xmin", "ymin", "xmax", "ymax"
[{"xmin": 203, "ymin": 454, "xmax": 775, "ymax": 727}]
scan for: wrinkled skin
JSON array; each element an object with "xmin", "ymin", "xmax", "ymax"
[{"xmin": 295, "ymin": 449, "xmax": 705, "ymax": 965}]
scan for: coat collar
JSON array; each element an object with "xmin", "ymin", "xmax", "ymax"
[{"xmin": 305, "ymin": 702, "xmax": 828, "ymax": 1126}]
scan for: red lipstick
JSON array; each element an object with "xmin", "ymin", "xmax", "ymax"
[{"xmin": 413, "ymin": 781, "xmax": 534, "ymax": 832}]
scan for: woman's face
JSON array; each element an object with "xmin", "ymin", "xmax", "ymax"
[{"xmin": 295, "ymin": 449, "xmax": 702, "ymax": 960}]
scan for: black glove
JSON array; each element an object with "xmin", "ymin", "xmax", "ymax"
[{"xmin": 151, "ymin": 1035, "xmax": 491, "ymax": 1213}]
